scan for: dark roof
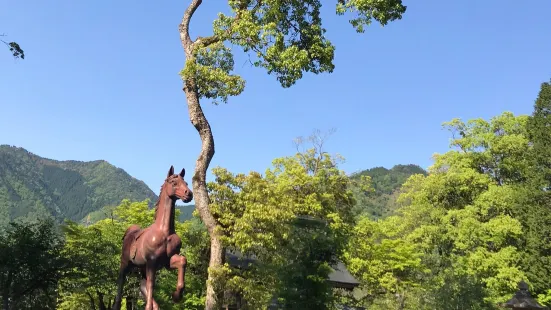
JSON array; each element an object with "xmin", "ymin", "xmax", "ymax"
[
  {"xmin": 225, "ymin": 250, "xmax": 360, "ymax": 289},
  {"xmin": 500, "ymin": 281, "xmax": 548, "ymax": 309},
  {"xmin": 336, "ymin": 305, "xmax": 366, "ymax": 310},
  {"xmin": 327, "ymin": 261, "xmax": 360, "ymax": 289},
  {"xmin": 225, "ymin": 249, "xmax": 256, "ymax": 269}
]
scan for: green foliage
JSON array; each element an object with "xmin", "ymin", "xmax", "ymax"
[
  {"xmin": 0, "ymin": 145, "xmax": 158, "ymax": 224},
  {"xmin": 521, "ymin": 79, "xmax": 551, "ymax": 303},
  {"xmin": 57, "ymin": 200, "xmax": 148, "ymax": 309},
  {"xmin": 526, "ymin": 79, "xmax": 551, "ymax": 187},
  {"xmin": 0, "ymin": 217, "xmax": 66, "ymax": 309},
  {"xmin": 344, "ymin": 215, "xmax": 426, "ymax": 305},
  {"xmin": 180, "ymin": 0, "xmax": 406, "ymax": 102},
  {"xmin": 336, "ymin": 0, "xmax": 407, "ymax": 32},
  {"xmin": 181, "ymin": 42, "xmax": 245, "ymax": 105},
  {"xmin": 57, "ymin": 218, "xmax": 125, "ymax": 310},
  {"xmin": 398, "ymin": 113, "xmax": 529, "ymax": 305},
  {"xmin": 1, "ymin": 34, "xmax": 24, "ymax": 59},
  {"xmin": 207, "ymin": 146, "xmax": 357, "ymax": 309},
  {"xmin": 343, "ymin": 111, "xmax": 549, "ymax": 309}
]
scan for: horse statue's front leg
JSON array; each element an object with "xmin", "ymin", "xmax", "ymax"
[
  {"xmin": 169, "ymin": 254, "xmax": 187, "ymax": 302},
  {"xmin": 167, "ymin": 233, "xmax": 187, "ymax": 302}
]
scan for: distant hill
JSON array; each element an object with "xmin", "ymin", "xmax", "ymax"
[
  {"xmin": 176, "ymin": 204, "xmax": 196, "ymax": 222},
  {"xmin": 85, "ymin": 203, "xmax": 196, "ymax": 224},
  {"xmin": 0, "ymin": 145, "xmax": 158, "ymax": 225},
  {"xmin": 0, "ymin": 144, "xmax": 422, "ymax": 225},
  {"xmin": 349, "ymin": 164, "xmax": 427, "ymax": 219}
]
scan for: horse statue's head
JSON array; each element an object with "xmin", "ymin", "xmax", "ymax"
[{"xmin": 164, "ymin": 165, "xmax": 193, "ymax": 203}]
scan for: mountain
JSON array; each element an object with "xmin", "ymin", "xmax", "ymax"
[
  {"xmin": 349, "ymin": 164, "xmax": 427, "ymax": 219},
  {"xmin": 0, "ymin": 145, "xmax": 158, "ymax": 225},
  {"xmin": 176, "ymin": 204, "xmax": 196, "ymax": 222},
  {"xmin": 85, "ymin": 203, "xmax": 196, "ymax": 224},
  {"xmin": 0, "ymin": 144, "xmax": 422, "ymax": 226}
]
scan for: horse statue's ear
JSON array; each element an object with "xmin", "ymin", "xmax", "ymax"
[
  {"xmin": 179, "ymin": 168, "xmax": 185, "ymax": 178},
  {"xmin": 168, "ymin": 165, "xmax": 174, "ymax": 178}
]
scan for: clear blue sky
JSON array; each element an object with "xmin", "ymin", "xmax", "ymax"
[{"xmin": 1, "ymin": 1, "xmax": 550, "ymax": 198}]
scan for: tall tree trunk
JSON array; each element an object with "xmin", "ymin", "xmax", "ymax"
[
  {"xmin": 97, "ymin": 291, "xmax": 107, "ymax": 310},
  {"xmin": 86, "ymin": 292, "xmax": 96, "ymax": 310},
  {"xmin": 181, "ymin": 76, "xmax": 224, "ymax": 310},
  {"xmin": 125, "ymin": 296, "xmax": 133, "ymax": 310},
  {"xmin": 3, "ymin": 272, "xmax": 12, "ymax": 310},
  {"xmin": 2, "ymin": 294, "xmax": 8, "ymax": 310},
  {"xmin": 179, "ymin": 2, "xmax": 225, "ymax": 309}
]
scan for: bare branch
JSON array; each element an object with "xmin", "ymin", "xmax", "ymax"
[
  {"xmin": 179, "ymin": 0, "xmax": 203, "ymax": 52},
  {"xmin": 194, "ymin": 35, "xmax": 221, "ymax": 49},
  {"xmin": 292, "ymin": 136, "xmax": 305, "ymax": 153},
  {"xmin": 307, "ymin": 127, "xmax": 337, "ymax": 157}
]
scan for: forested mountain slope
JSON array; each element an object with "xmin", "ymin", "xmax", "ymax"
[
  {"xmin": 350, "ymin": 164, "xmax": 428, "ymax": 219},
  {"xmin": 0, "ymin": 145, "xmax": 158, "ymax": 224},
  {"xmin": 0, "ymin": 144, "xmax": 422, "ymax": 225}
]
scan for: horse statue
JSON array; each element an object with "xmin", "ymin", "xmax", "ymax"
[{"xmin": 112, "ymin": 165, "xmax": 193, "ymax": 310}]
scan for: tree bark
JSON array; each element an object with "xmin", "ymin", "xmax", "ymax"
[
  {"xmin": 2, "ymin": 272, "xmax": 12, "ymax": 310},
  {"xmin": 179, "ymin": 1, "xmax": 225, "ymax": 310},
  {"xmin": 125, "ymin": 296, "xmax": 133, "ymax": 310},
  {"xmin": 2, "ymin": 294, "xmax": 8, "ymax": 310},
  {"xmin": 97, "ymin": 291, "xmax": 106, "ymax": 310},
  {"xmin": 86, "ymin": 291, "xmax": 97, "ymax": 310}
]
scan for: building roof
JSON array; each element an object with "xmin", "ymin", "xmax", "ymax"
[
  {"xmin": 327, "ymin": 260, "xmax": 360, "ymax": 289},
  {"xmin": 225, "ymin": 250, "xmax": 360, "ymax": 290},
  {"xmin": 500, "ymin": 281, "xmax": 548, "ymax": 309}
]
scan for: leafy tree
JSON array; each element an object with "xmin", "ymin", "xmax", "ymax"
[
  {"xmin": 522, "ymin": 78, "xmax": 551, "ymax": 302},
  {"xmin": 0, "ymin": 217, "xmax": 66, "ymax": 310},
  {"xmin": 344, "ymin": 112, "xmax": 540, "ymax": 309},
  {"xmin": 206, "ymin": 135, "xmax": 360, "ymax": 309},
  {"xmin": 399, "ymin": 113, "xmax": 530, "ymax": 305},
  {"xmin": 527, "ymin": 79, "xmax": 551, "ymax": 187},
  {"xmin": 1, "ymin": 34, "xmax": 24, "ymax": 59},
  {"xmin": 57, "ymin": 218, "xmax": 126, "ymax": 310},
  {"xmin": 344, "ymin": 215, "xmax": 426, "ymax": 308},
  {"xmin": 176, "ymin": 2, "xmax": 407, "ymax": 308}
]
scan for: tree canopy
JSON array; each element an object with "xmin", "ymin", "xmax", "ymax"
[{"xmin": 178, "ymin": 1, "xmax": 407, "ymax": 309}]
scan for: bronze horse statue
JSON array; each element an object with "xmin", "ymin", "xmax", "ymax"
[{"xmin": 112, "ymin": 166, "xmax": 193, "ymax": 310}]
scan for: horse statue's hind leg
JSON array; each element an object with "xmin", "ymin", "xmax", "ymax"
[
  {"xmin": 139, "ymin": 267, "xmax": 159, "ymax": 310},
  {"xmin": 144, "ymin": 262, "xmax": 158, "ymax": 310}
]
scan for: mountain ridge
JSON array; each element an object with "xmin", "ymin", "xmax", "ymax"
[
  {"xmin": 0, "ymin": 145, "xmax": 159, "ymax": 224},
  {"xmin": 0, "ymin": 145, "xmax": 424, "ymax": 225},
  {"xmin": 350, "ymin": 164, "xmax": 428, "ymax": 219}
]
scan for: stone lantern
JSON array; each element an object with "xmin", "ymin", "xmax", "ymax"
[{"xmin": 500, "ymin": 280, "xmax": 548, "ymax": 309}]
